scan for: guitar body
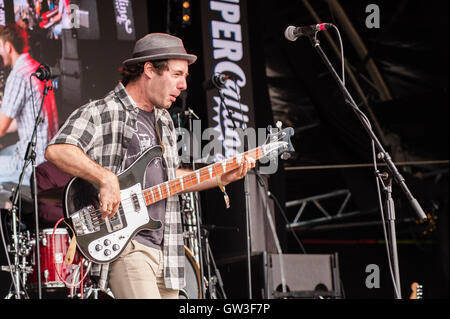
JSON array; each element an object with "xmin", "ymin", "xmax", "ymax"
[{"xmin": 64, "ymin": 145, "xmax": 163, "ymax": 264}]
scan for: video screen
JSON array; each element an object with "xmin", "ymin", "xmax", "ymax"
[
  {"xmin": 14, "ymin": 0, "xmax": 72, "ymax": 39},
  {"xmin": 13, "ymin": 0, "xmax": 98, "ymax": 40}
]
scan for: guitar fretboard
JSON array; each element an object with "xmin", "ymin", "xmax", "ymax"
[{"xmin": 142, "ymin": 146, "xmax": 264, "ymax": 205}]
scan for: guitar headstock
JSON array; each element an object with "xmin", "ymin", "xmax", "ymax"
[
  {"xmin": 409, "ymin": 282, "xmax": 423, "ymax": 299},
  {"xmin": 262, "ymin": 121, "xmax": 295, "ymax": 161}
]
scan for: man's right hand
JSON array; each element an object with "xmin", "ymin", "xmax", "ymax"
[
  {"xmin": 99, "ymin": 170, "xmax": 121, "ymax": 219},
  {"xmin": 45, "ymin": 144, "xmax": 123, "ymax": 220}
]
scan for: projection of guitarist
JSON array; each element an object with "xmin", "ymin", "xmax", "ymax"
[{"xmin": 45, "ymin": 33, "xmax": 255, "ymax": 299}]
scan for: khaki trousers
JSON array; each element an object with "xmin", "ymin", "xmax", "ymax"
[{"xmin": 108, "ymin": 240, "xmax": 179, "ymax": 299}]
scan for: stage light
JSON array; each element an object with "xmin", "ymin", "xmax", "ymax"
[{"xmin": 181, "ymin": 0, "xmax": 191, "ymax": 26}]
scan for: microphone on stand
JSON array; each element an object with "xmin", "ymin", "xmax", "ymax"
[
  {"xmin": 284, "ymin": 23, "xmax": 333, "ymax": 41},
  {"xmin": 32, "ymin": 64, "xmax": 52, "ymax": 81},
  {"xmin": 202, "ymin": 72, "xmax": 230, "ymax": 90}
]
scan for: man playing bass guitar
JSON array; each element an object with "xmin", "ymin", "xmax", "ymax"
[{"xmin": 45, "ymin": 33, "xmax": 255, "ymax": 299}]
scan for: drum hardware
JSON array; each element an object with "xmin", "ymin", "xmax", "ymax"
[
  {"xmin": 68, "ymin": 260, "xmax": 97, "ymax": 299},
  {"xmin": 5, "ymin": 79, "xmax": 55, "ymax": 299},
  {"xmin": 176, "ymin": 107, "xmax": 207, "ymax": 297},
  {"xmin": 183, "ymin": 230, "xmax": 197, "ymax": 239},
  {"xmin": 180, "ymin": 245, "xmax": 206, "ymax": 299},
  {"xmin": 1, "ymin": 221, "xmax": 34, "ymax": 299},
  {"xmin": 27, "ymin": 228, "xmax": 86, "ymax": 290},
  {"xmin": 1, "ymin": 205, "xmax": 29, "ymax": 298},
  {"xmin": 1, "ymin": 221, "xmax": 97, "ymax": 299},
  {"xmin": 178, "ymin": 172, "xmax": 227, "ymax": 299},
  {"xmin": 180, "ymin": 192, "xmax": 200, "ymax": 263}
]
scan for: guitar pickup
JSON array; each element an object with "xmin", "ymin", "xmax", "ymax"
[
  {"xmin": 131, "ymin": 192, "xmax": 141, "ymax": 213},
  {"xmin": 105, "ymin": 205, "xmax": 124, "ymax": 233}
]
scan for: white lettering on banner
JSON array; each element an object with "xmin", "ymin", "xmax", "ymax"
[
  {"xmin": 213, "ymin": 39, "xmax": 243, "ymax": 61},
  {"xmin": 207, "ymin": 0, "xmax": 255, "ymax": 161},
  {"xmin": 115, "ymin": 0, "xmax": 133, "ymax": 34},
  {"xmin": 211, "ymin": 21, "xmax": 242, "ymax": 41},
  {"xmin": 210, "ymin": 1, "xmax": 241, "ymax": 23}
]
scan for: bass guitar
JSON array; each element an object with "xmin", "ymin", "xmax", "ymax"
[{"xmin": 64, "ymin": 126, "xmax": 294, "ymax": 263}]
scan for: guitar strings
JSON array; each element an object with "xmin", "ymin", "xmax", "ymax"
[
  {"xmin": 76, "ymin": 158, "xmax": 246, "ymax": 229},
  {"xmin": 74, "ymin": 147, "xmax": 266, "ymax": 229}
]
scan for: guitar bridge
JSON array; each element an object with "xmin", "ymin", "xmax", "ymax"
[{"xmin": 71, "ymin": 205, "xmax": 101, "ymax": 236}]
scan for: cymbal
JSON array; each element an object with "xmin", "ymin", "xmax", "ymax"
[
  {"xmin": 38, "ymin": 187, "xmax": 64, "ymax": 202},
  {"xmin": 0, "ymin": 182, "xmax": 33, "ymax": 210},
  {"xmin": 0, "ymin": 191, "xmax": 12, "ymax": 209}
]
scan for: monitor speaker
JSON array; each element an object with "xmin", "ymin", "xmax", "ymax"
[
  {"xmin": 268, "ymin": 253, "xmax": 342, "ymax": 299},
  {"xmin": 217, "ymin": 252, "xmax": 342, "ymax": 299}
]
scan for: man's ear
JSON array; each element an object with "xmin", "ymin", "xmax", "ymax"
[
  {"xmin": 3, "ymin": 41, "xmax": 11, "ymax": 53},
  {"xmin": 143, "ymin": 61, "xmax": 154, "ymax": 79}
]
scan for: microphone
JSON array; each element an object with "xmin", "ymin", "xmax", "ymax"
[
  {"xmin": 284, "ymin": 23, "xmax": 333, "ymax": 41},
  {"xmin": 32, "ymin": 64, "xmax": 52, "ymax": 81},
  {"xmin": 202, "ymin": 72, "xmax": 230, "ymax": 90}
]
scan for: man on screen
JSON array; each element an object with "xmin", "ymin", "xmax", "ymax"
[{"xmin": 0, "ymin": 24, "xmax": 59, "ymax": 186}]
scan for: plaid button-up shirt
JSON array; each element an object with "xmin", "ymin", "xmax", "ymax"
[
  {"xmin": 1, "ymin": 53, "xmax": 59, "ymax": 166},
  {"xmin": 48, "ymin": 82, "xmax": 185, "ymax": 290}
]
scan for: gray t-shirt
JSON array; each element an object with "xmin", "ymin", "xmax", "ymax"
[{"xmin": 124, "ymin": 109, "xmax": 166, "ymax": 250}]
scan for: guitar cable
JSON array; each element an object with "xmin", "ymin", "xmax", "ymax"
[{"xmin": 52, "ymin": 217, "xmax": 91, "ymax": 298}]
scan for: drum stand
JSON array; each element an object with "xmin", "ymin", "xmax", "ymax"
[
  {"xmin": 2, "ymin": 187, "xmax": 35, "ymax": 299},
  {"xmin": 67, "ymin": 259, "xmax": 114, "ymax": 299},
  {"xmin": 5, "ymin": 81, "xmax": 53, "ymax": 299},
  {"xmin": 2, "ymin": 226, "xmax": 33, "ymax": 299}
]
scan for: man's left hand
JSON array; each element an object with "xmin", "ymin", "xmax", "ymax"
[{"xmin": 220, "ymin": 154, "xmax": 256, "ymax": 186}]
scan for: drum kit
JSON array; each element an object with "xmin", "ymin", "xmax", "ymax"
[
  {"xmin": 0, "ymin": 183, "xmax": 101, "ymax": 299},
  {"xmin": 0, "ymin": 166, "xmax": 223, "ymax": 300},
  {"xmin": 0, "ymin": 105, "xmax": 228, "ymax": 299}
]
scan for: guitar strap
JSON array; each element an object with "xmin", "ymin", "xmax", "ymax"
[{"xmin": 155, "ymin": 117, "xmax": 166, "ymax": 155}]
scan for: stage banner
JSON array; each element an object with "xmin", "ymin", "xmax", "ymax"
[
  {"xmin": 200, "ymin": 0, "xmax": 255, "ymax": 162},
  {"xmin": 114, "ymin": 0, "xmax": 136, "ymax": 40}
]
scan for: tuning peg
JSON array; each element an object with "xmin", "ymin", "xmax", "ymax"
[
  {"xmin": 276, "ymin": 121, "xmax": 283, "ymax": 130},
  {"xmin": 281, "ymin": 152, "xmax": 291, "ymax": 160}
]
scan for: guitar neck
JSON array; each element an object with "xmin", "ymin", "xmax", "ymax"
[{"xmin": 141, "ymin": 146, "xmax": 264, "ymax": 205}]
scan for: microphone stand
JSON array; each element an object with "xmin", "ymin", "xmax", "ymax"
[
  {"xmin": 218, "ymin": 89, "xmax": 253, "ymax": 299},
  {"xmin": 306, "ymin": 32, "xmax": 427, "ymax": 298},
  {"xmin": 186, "ymin": 108, "xmax": 207, "ymax": 299},
  {"xmin": 10, "ymin": 80, "xmax": 53, "ymax": 299}
]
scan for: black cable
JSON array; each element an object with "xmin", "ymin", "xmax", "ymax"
[{"xmin": 263, "ymin": 181, "xmax": 307, "ymax": 254}]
